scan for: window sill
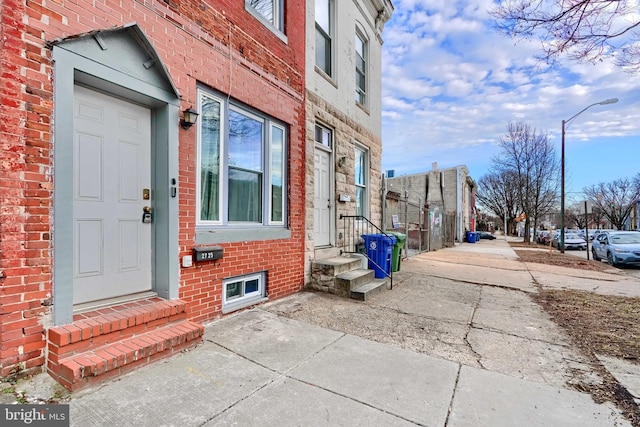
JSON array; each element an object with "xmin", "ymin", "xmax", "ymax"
[
  {"xmin": 196, "ymin": 226, "xmax": 291, "ymax": 245},
  {"xmin": 315, "ymin": 67, "xmax": 338, "ymax": 88},
  {"xmin": 245, "ymin": 6, "xmax": 288, "ymax": 44},
  {"xmin": 356, "ymin": 101, "xmax": 370, "ymax": 115}
]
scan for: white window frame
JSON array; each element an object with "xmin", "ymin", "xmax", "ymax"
[
  {"xmin": 222, "ymin": 272, "xmax": 267, "ymax": 313},
  {"xmin": 245, "ymin": 0, "xmax": 286, "ymax": 38},
  {"xmin": 354, "ymin": 145, "xmax": 368, "ymax": 217},
  {"xmin": 315, "ymin": 0, "xmax": 334, "ymax": 77},
  {"xmin": 196, "ymin": 87, "xmax": 287, "ymax": 228},
  {"xmin": 315, "ymin": 123, "xmax": 332, "ymax": 149},
  {"xmin": 355, "ymin": 28, "xmax": 368, "ymax": 106}
]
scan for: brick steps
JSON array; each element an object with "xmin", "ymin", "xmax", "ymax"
[{"xmin": 47, "ymin": 299, "xmax": 204, "ymax": 391}]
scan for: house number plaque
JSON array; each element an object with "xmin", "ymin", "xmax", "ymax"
[{"xmin": 193, "ymin": 246, "xmax": 224, "ymax": 262}]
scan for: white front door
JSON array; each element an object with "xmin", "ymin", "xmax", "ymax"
[
  {"xmin": 314, "ymin": 148, "xmax": 331, "ymax": 246},
  {"xmin": 72, "ymin": 86, "xmax": 152, "ymax": 304}
]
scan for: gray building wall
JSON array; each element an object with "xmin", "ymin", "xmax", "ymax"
[{"xmin": 386, "ymin": 164, "xmax": 473, "ymax": 244}]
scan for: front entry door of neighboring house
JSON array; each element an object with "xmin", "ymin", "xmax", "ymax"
[
  {"xmin": 72, "ymin": 85, "xmax": 152, "ymax": 304},
  {"xmin": 314, "ymin": 148, "xmax": 331, "ymax": 246}
]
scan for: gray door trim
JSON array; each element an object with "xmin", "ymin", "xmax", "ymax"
[{"xmin": 52, "ymin": 35, "xmax": 180, "ymax": 325}]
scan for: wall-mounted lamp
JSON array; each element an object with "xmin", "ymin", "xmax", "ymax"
[
  {"xmin": 337, "ymin": 156, "xmax": 347, "ymax": 167},
  {"xmin": 180, "ymin": 107, "xmax": 199, "ymax": 130}
]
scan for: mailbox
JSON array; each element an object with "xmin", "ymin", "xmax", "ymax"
[{"xmin": 193, "ymin": 246, "xmax": 223, "ymax": 262}]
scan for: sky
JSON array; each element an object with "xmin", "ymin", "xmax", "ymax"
[{"xmin": 380, "ymin": 0, "xmax": 640, "ymax": 206}]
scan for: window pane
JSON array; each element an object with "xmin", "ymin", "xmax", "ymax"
[
  {"xmin": 248, "ymin": 0, "xmax": 273, "ymax": 23},
  {"xmin": 356, "ymin": 71, "xmax": 365, "ymax": 91},
  {"xmin": 229, "ymin": 168, "xmax": 262, "ymax": 222},
  {"xmin": 245, "ymin": 278, "xmax": 259, "ymax": 294},
  {"xmin": 315, "ymin": 28, "xmax": 332, "ymax": 75},
  {"xmin": 355, "ymin": 35, "xmax": 364, "ymax": 55},
  {"xmin": 315, "ymin": 125, "xmax": 331, "ymax": 148},
  {"xmin": 355, "ymin": 149, "xmax": 365, "ymax": 186},
  {"xmin": 356, "ymin": 55, "xmax": 365, "ymax": 72},
  {"xmin": 230, "ymin": 110, "xmax": 263, "ymax": 172},
  {"xmin": 271, "ymin": 126, "xmax": 284, "ymax": 223},
  {"xmin": 356, "ymin": 186, "xmax": 364, "ymax": 216},
  {"xmin": 226, "ymin": 281, "xmax": 242, "ymax": 300},
  {"xmin": 355, "ymin": 147, "xmax": 366, "ymax": 217},
  {"xmin": 355, "ymin": 34, "xmax": 366, "ymax": 104},
  {"xmin": 315, "ymin": 0, "xmax": 330, "ymax": 33},
  {"xmin": 200, "ymin": 96, "xmax": 221, "ymax": 221}
]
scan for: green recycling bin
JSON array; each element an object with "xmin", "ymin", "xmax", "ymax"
[{"xmin": 386, "ymin": 231, "xmax": 407, "ymax": 272}]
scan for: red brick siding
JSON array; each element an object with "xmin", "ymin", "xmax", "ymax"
[{"xmin": 0, "ymin": 0, "xmax": 305, "ymax": 377}]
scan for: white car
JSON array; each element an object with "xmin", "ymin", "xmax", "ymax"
[{"xmin": 552, "ymin": 232, "xmax": 587, "ymax": 250}]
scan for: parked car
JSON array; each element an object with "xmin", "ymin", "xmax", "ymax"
[
  {"xmin": 536, "ymin": 230, "xmax": 550, "ymax": 245},
  {"xmin": 552, "ymin": 232, "xmax": 587, "ymax": 250},
  {"xmin": 476, "ymin": 231, "xmax": 496, "ymax": 240},
  {"xmin": 591, "ymin": 231, "xmax": 640, "ymax": 266},
  {"xmin": 577, "ymin": 229, "xmax": 598, "ymax": 241}
]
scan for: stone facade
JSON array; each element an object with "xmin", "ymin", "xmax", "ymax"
[{"xmin": 304, "ymin": 0, "xmax": 393, "ymax": 284}]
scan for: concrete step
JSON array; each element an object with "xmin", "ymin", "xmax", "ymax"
[
  {"xmin": 311, "ymin": 256, "xmax": 364, "ymax": 277},
  {"xmin": 350, "ymin": 279, "xmax": 388, "ymax": 301},
  {"xmin": 47, "ymin": 299, "xmax": 203, "ymax": 391},
  {"xmin": 335, "ymin": 268, "xmax": 375, "ymax": 294}
]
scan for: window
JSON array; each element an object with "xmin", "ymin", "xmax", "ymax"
[
  {"xmin": 223, "ymin": 272, "xmax": 266, "ymax": 311},
  {"xmin": 355, "ymin": 31, "xmax": 367, "ymax": 105},
  {"xmin": 246, "ymin": 0, "xmax": 284, "ymax": 32},
  {"xmin": 198, "ymin": 88, "xmax": 287, "ymax": 227},
  {"xmin": 315, "ymin": 124, "xmax": 332, "ymax": 149},
  {"xmin": 354, "ymin": 146, "xmax": 368, "ymax": 216},
  {"xmin": 315, "ymin": 0, "xmax": 332, "ymax": 76}
]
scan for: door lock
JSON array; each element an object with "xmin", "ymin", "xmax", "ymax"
[{"xmin": 142, "ymin": 206, "xmax": 153, "ymax": 223}]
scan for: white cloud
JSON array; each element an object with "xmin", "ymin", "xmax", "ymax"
[{"xmin": 380, "ymin": 1, "xmax": 640, "ymax": 192}]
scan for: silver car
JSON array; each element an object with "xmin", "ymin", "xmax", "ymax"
[{"xmin": 591, "ymin": 231, "xmax": 640, "ymax": 266}]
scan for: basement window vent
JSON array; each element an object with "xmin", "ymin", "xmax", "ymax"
[{"xmin": 222, "ymin": 272, "xmax": 267, "ymax": 313}]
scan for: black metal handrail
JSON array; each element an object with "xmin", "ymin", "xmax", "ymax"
[{"xmin": 339, "ymin": 214, "xmax": 394, "ymax": 289}]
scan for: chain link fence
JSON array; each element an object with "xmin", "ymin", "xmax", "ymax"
[{"xmin": 384, "ymin": 193, "xmax": 456, "ymax": 258}]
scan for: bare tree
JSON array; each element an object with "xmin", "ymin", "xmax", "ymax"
[
  {"xmin": 590, "ymin": 206, "xmax": 607, "ymax": 228},
  {"xmin": 476, "ymin": 170, "xmax": 521, "ymax": 235},
  {"xmin": 491, "ymin": 0, "xmax": 640, "ymax": 72},
  {"xmin": 583, "ymin": 176, "xmax": 640, "ymax": 229},
  {"xmin": 566, "ymin": 207, "xmax": 588, "ymax": 229},
  {"xmin": 491, "ymin": 122, "xmax": 559, "ymax": 243}
]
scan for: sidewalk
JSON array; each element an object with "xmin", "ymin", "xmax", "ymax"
[
  {"xmin": 7, "ymin": 237, "xmax": 637, "ymax": 426},
  {"xmin": 66, "ymin": 309, "xmax": 627, "ymax": 427}
]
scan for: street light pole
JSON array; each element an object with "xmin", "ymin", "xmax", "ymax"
[
  {"xmin": 561, "ymin": 119, "xmax": 566, "ymax": 253},
  {"xmin": 560, "ymin": 98, "xmax": 618, "ymax": 254}
]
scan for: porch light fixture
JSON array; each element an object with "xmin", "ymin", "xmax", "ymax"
[{"xmin": 180, "ymin": 107, "xmax": 199, "ymax": 130}]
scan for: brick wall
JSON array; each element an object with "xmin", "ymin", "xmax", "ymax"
[
  {"xmin": 0, "ymin": 0, "xmax": 305, "ymax": 378},
  {"xmin": 0, "ymin": 0, "xmax": 54, "ymax": 377}
]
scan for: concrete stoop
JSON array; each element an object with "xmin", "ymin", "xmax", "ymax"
[
  {"xmin": 47, "ymin": 299, "xmax": 204, "ymax": 391},
  {"xmin": 309, "ymin": 256, "xmax": 388, "ymax": 301}
]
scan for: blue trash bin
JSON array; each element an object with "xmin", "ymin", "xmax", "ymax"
[
  {"xmin": 466, "ymin": 231, "xmax": 477, "ymax": 243},
  {"xmin": 361, "ymin": 234, "xmax": 396, "ymax": 278}
]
